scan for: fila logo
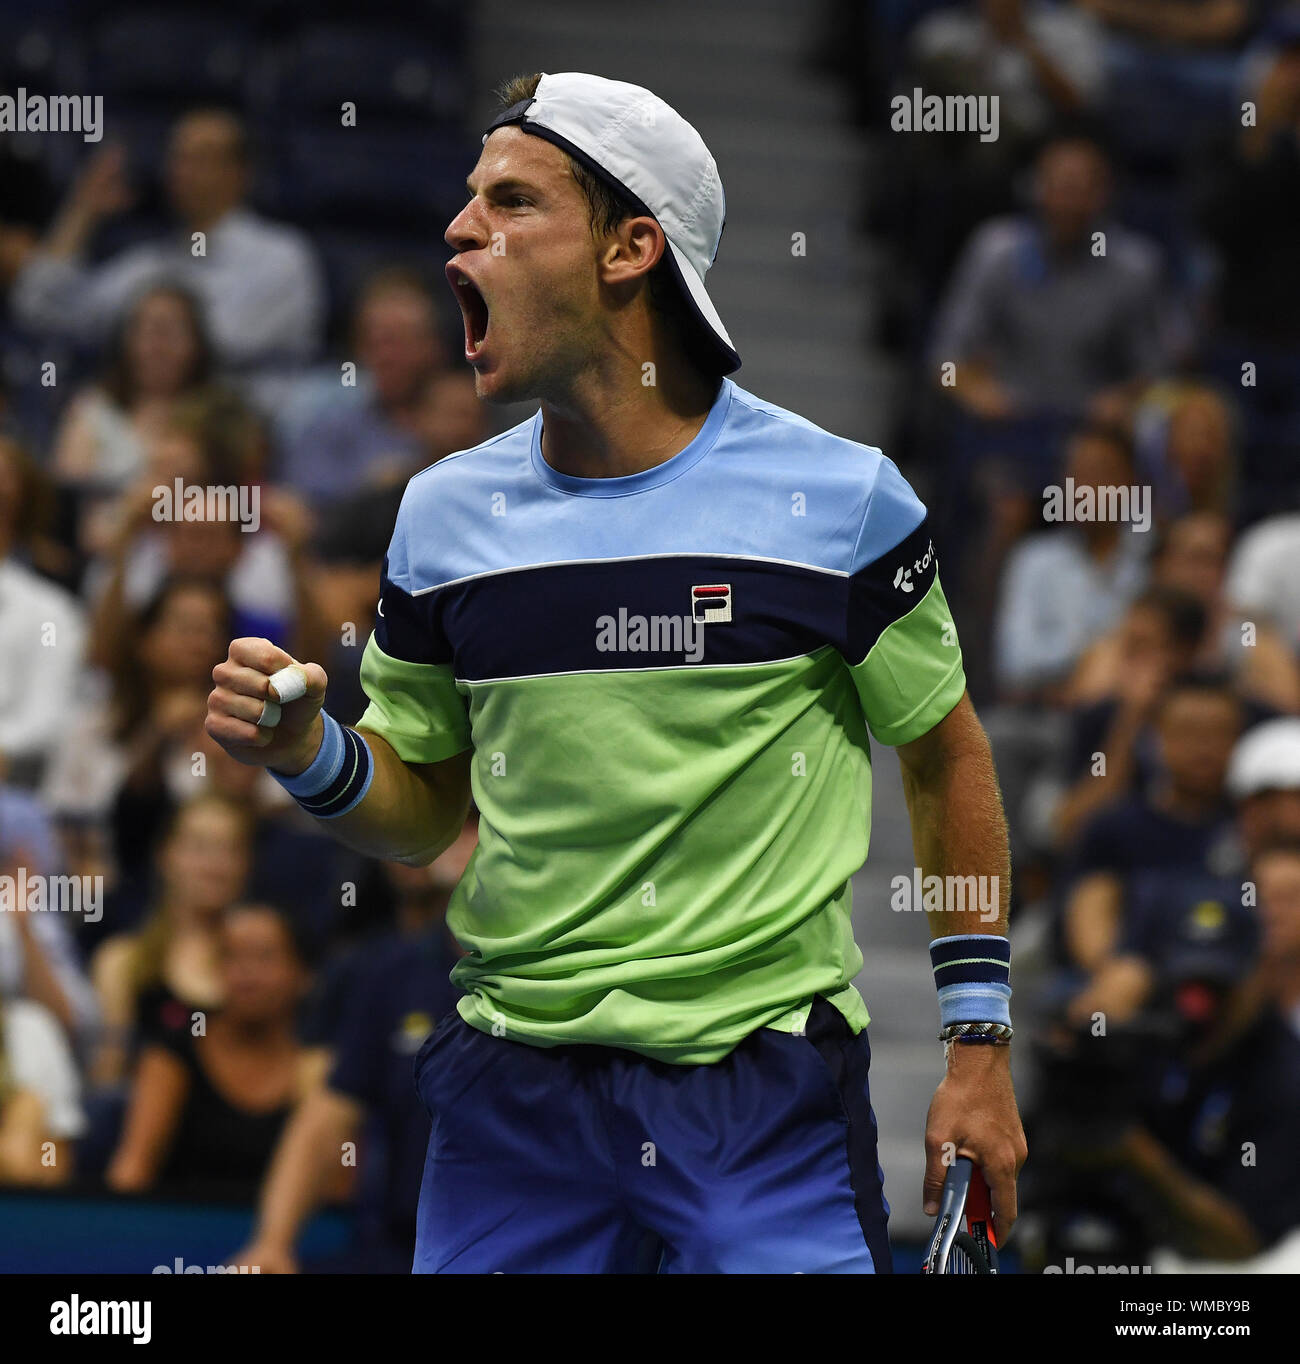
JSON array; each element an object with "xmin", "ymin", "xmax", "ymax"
[{"xmin": 691, "ymin": 583, "xmax": 732, "ymax": 624}]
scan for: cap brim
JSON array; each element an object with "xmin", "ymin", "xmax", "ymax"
[{"xmin": 664, "ymin": 238, "xmax": 740, "ymax": 375}]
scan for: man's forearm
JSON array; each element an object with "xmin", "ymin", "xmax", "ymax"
[
  {"xmin": 1123, "ymin": 1127, "xmax": 1261, "ymax": 1260},
  {"xmin": 294, "ymin": 727, "xmax": 471, "ymax": 867},
  {"xmin": 899, "ymin": 702, "xmax": 1011, "ymax": 937},
  {"xmin": 904, "ymin": 698, "xmax": 1027, "ymax": 1232}
]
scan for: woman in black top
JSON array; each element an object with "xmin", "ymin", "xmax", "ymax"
[{"xmin": 107, "ymin": 904, "xmax": 312, "ymax": 1202}]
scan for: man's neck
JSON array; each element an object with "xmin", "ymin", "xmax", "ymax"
[{"xmin": 539, "ymin": 356, "xmax": 719, "ymax": 480}]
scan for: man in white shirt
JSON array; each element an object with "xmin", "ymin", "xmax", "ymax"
[
  {"xmin": 1225, "ymin": 512, "xmax": 1300, "ymax": 657},
  {"xmin": 0, "ymin": 435, "xmax": 87, "ymax": 784},
  {"xmin": 10, "ymin": 109, "xmax": 325, "ymax": 409},
  {"xmin": 0, "ymin": 996, "xmax": 87, "ymax": 1183}
]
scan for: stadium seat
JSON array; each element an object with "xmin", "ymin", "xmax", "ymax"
[
  {"xmin": 274, "ymin": 124, "xmax": 470, "ymax": 229},
  {"xmin": 263, "ymin": 23, "xmax": 466, "ymax": 125},
  {"xmin": 83, "ymin": 8, "xmax": 256, "ymax": 103}
]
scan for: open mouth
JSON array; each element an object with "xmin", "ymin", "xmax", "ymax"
[{"xmin": 447, "ymin": 263, "xmax": 490, "ymax": 358}]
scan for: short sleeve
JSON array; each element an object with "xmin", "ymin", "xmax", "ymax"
[
  {"xmin": 841, "ymin": 456, "xmax": 966, "ymax": 746},
  {"xmin": 354, "ymin": 491, "xmax": 472, "ymax": 764}
]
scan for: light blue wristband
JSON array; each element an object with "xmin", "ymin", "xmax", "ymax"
[
  {"xmin": 270, "ymin": 713, "xmax": 374, "ymax": 818},
  {"xmin": 929, "ymin": 934, "xmax": 1013, "ymax": 1029},
  {"xmin": 271, "ymin": 710, "xmax": 345, "ymax": 797}
]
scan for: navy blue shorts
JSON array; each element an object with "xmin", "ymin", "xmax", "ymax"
[{"xmin": 411, "ymin": 996, "xmax": 892, "ymax": 1273}]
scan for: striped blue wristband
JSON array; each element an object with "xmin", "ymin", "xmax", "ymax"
[
  {"xmin": 270, "ymin": 711, "xmax": 373, "ymax": 819},
  {"xmin": 929, "ymin": 934, "xmax": 1012, "ymax": 1029}
]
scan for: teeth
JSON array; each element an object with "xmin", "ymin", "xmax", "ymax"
[{"xmin": 457, "ymin": 274, "xmax": 470, "ymax": 286}]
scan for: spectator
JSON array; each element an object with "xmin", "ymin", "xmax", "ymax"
[
  {"xmin": 0, "ymin": 784, "xmax": 100, "ymax": 1044},
  {"xmin": 83, "ymin": 398, "xmax": 321, "ymax": 661},
  {"xmin": 106, "ymin": 903, "xmax": 313, "ymax": 1201},
  {"xmin": 280, "ymin": 268, "xmax": 446, "ymax": 506},
  {"xmin": 1227, "ymin": 716, "xmax": 1300, "ymax": 857},
  {"xmin": 89, "ymin": 793, "xmax": 251, "ymax": 1087},
  {"xmin": 912, "ymin": 1, "xmax": 1105, "ymax": 141},
  {"xmin": 930, "ymin": 132, "xmax": 1171, "ymax": 429},
  {"xmin": 1060, "ymin": 673, "xmax": 1242, "ymax": 991},
  {"xmin": 9, "ymin": 109, "xmax": 325, "ymax": 409},
  {"xmin": 1225, "ymin": 511, "xmax": 1300, "ymax": 657},
  {"xmin": 1150, "ymin": 512, "xmax": 1300, "ymax": 712},
  {"xmin": 0, "ymin": 436, "xmax": 87, "ymax": 786},
  {"xmin": 1121, "ymin": 845, "xmax": 1300, "ymax": 1258},
  {"xmin": 232, "ymin": 821, "xmax": 478, "ymax": 1273},
  {"xmin": 50, "ymin": 284, "xmax": 216, "ymax": 500},
  {"xmin": 994, "ymin": 423, "xmax": 1150, "ymax": 699},
  {"xmin": 0, "ymin": 987, "xmax": 85, "ymax": 1187},
  {"xmin": 1030, "ymin": 872, "xmax": 1289, "ymax": 1265},
  {"xmin": 1133, "ymin": 382, "xmax": 1237, "ymax": 524},
  {"xmin": 1053, "ymin": 699, "xmax": 1300, "ymax": 1044},
  {"xmin": 1055, "ymin": 586, "xmax": 1206, "ymax": 842},
  {"xmin": 42, "ymin": 575, "xmax": 230, "ymax": 889},
  {"xmin": 889, "ymin": 0, "xmax": 1107, "ymax": 323}
]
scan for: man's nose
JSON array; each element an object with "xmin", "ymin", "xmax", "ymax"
[{"xmin": 445, "ymin": 201, "xmax": 487, "ymax": 252}]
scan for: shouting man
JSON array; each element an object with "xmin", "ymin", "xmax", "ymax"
[{"xmin": 207, "ymin": 72, "xmax": 1026, "ymax": 1274}]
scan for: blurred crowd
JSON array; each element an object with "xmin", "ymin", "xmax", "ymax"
[
  {"xmin": 0, "ymin": 1, "xmax": 488, "ymax": 1271},
  {"xmin": 818, "ymin": 0, "xmax": 1300, "ymax": 1266},
  {"xmin": 1, "ymin": 0, "xmax": 1298, "ymax": 1274}
]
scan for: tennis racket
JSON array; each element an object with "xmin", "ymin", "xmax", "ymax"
[{"xmin": 921, "ymin": 1155, "xmax": 999, "ymax": 1274}]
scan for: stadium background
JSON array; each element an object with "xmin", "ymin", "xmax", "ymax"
[{"xmin": 1, "ymin": 0, "xmax": 1299, "ymax": 1273}]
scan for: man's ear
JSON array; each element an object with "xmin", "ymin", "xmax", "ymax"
[{"xmin": 599, "ymin": 216, "xmax": 666, "ymax": 286}]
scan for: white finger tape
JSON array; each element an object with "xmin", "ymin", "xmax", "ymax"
[
  {"xmin": 257, "ymin": 699, "xmax": 282, "ymax": 729},
  {"xmin": 268, "ymin": 665, "xmax": 308, "ymax": 705}
]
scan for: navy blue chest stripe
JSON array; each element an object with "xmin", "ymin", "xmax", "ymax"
[
  {"xmin": 846, "ymin": 518, "xmax": 938, "ymax": 664},
  {"xmin": 375, "ymin": 519, "xmax": 937, "ymax": 680}
]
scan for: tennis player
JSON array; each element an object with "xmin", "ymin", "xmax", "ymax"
[{"xmin": 206, "ymin": 71, "xmax": 1027, "ymax": 1273}]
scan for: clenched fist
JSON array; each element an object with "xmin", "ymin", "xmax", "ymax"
[{"xmin": 206, "ymin": 638, "xmax": 329, "ymax": 776}]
